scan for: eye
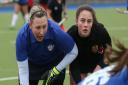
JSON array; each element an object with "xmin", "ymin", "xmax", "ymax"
[
  {"xmin": 42, "ymin": 25, "xmax": 47, "ymax": 29},
  {"xmin": 80, "ymin": 18, "xmax": 86, "ymax": 23},
  {"xmin": 87, "ymin": 19, "xmax": 93, "ymax": 23},
  {"xmin": 36, "ymin": 26, "xmax": 41, "ymax": 30}
]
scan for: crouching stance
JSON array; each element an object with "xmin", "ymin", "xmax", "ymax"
[{"xmin": 16, "ymin": 5, "xmax": 78, "ymax": 85}]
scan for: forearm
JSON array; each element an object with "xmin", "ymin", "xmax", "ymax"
[
  {"xmin": 56, "ymin": 44, "xmax": 78, "ymax": 71},
  {"xmin": 17, "ymin": 59, "xmax": 29, "ymax": 85}
]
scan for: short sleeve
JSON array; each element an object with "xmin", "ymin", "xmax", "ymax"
[{"xmin": 16, "ymin": 32, "xmax": 28, "ymax": 61}]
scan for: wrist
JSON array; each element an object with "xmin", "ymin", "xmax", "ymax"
[{"xmin": 53, "ymin": 67, "xmax": 60, "ymax": 75}]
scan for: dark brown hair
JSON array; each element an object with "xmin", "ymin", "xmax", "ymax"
[
  {"xmin": 104, "ymin": 40, "xmax": 128, "ymax": 75},
  {"xmin": 76, "ymin": 4, "xmax": 98, "ymax": 24}
]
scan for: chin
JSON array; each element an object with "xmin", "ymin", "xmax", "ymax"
[
  {"xmin": 81, "ymin": 33, "xmax": 90, "ymax": 37},
  {"xmin": 38, "ymin": 40, "xmax": 43, "ymax": 42},
  {"xmin": 37, "ymin": 38, "xmax": 43, "ymax": 42}
]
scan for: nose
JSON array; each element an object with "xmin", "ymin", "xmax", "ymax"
[
  {"xmin": 84, "ymin": 21, "xmax": 88, "ymax": 27},
  {"xmin": 39, "ymin": 28, "xmax": 44, "ymax": 35},
  {"xmin": 82, "ymin": 22, "xmax": 88, "ymax": 30}
]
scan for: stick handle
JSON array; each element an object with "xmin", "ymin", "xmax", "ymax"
[{"xmin": 58, "ymin": 18, "xmax": 66, "ymax": 26}]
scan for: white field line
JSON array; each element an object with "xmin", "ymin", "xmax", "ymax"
[
  {"xmin": 0, "ymin": 76, "xmax": 18, "ymax": 81},
  {"xmin": 0, "ymin": 70, "xmax": 69, "ymax": 82}
]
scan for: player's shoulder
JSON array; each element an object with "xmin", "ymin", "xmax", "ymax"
[
  {"xmin": 48, "ymin": 19, "xmax": 59, "ymax": 29},
  {"xmin": 79, "ymin": 65, "xmax": 115, "ymax": 85},
  {"xmin": 67, "ymin": 25, "xmax": 77, "ymax": 35},
  {"xmin": 48, "ymin": 19, "xmax": 70, "ymax": 37},
  {"xmin": 17, "ymin": 23, "xmax": 29, "ymax": 38},
  {"xmin": 87, "ymin": 65, "xmax": 113, "ymax": 79},
  {"xmin": 92, "ymin": 22, "xmax": 109, "ymax": 38},
  {"xmin": 48, "ymin": 19, "xmax": 65, "ymax": 33},
  {"xmin": 94, "ymin": 23, "xmax": 106, "ymax": 32}
]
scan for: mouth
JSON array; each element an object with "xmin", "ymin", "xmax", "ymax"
[
  {"xmin": 39, "ymin": 36, "xmax": 43, "ymax": 38},
  {"xmin": 80, "ymin": 29, "xmax": 90, "ymax": 37},
  {"xmin": 83, "ymin": 30, "xmax": 88, "ymax": 33},
  {"xmin": 37, "ymin": 36, "xmax": 44, "ymax": 41}
]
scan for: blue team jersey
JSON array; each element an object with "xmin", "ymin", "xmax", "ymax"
[
  {"xmin": 105, "ymin": 67, "xmax": 128, "ymax": 85},
  {"xmin": 16, "ymin": 20, "xmax": 75, "ymax": 65},
  {"xmin": 78, "ymin": 65, "xmax": 128, "ymax": 85},
  {"xmin": 78, "ymin": 65, "xmax": 114, "ymax": 85}
]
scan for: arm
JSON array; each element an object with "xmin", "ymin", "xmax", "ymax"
[
  {"xmin": 48, "ymin": 20, "xmax": 78, "ymax": 70},
  {"xmin": 42, "ymin": 21, "xmax": 78, "ymax": 85},
  {"xmin": 99, "ymin": 23, "xmax": 112, "ymax": 47},
  {"xmin": 53, "ymin": 23, "xmax": 78, "ymax": 71},
  {"xmin": 43, "ymin": 44, "xmax": 78, "ymax": 85},
  {"xmin": 97, "ymin": 23, "xmax": 112, "ymax": 67},
  {"xmin": 16, "ymin": 30, "xmax": 29, "ymax": 85},
  {"xmin": 56, "ymin": 44, "xmax": 78, "ymax": 71},
  {"xmin": 17, "ymin": 59, "xmax": 29, "ymax": 85}
]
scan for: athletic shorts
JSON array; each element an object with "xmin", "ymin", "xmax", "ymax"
[{"xmin": 14, "ymin": 0, "xmax": 28, "ymax": 5}]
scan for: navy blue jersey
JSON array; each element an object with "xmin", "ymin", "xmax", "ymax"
[{"xmin": 16, "ymin": 20, "xmax": 74, "ymax": 65}]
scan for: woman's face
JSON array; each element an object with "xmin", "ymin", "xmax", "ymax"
[
  {"xmin": 76, "ymin": 10, "xmax": 93, "ymax": 37},
  {"xmin": 30, "ymin": 16, "xmax": 48, "ymax": 42}
]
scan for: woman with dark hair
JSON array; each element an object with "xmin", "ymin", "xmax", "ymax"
[
  {"xmin": 79, "ymin": 40, "xmax": 128, "ymax": 85},
  {"xmin": 67, "ymin": 5, "xmax": 112, "ymax": 85}
]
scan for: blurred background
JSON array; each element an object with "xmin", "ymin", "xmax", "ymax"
[{"xmin": 0, "ymin": 0, "xmax": 128, "ymax": 85}]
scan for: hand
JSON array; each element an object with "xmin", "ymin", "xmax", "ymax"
[{"xmin": 42, "ymin": 67, "xmax": 60, "ymax": 85}]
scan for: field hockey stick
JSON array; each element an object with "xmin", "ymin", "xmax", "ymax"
[{"xmin": 58, "ymin": 17, "xmax": 67, "ymax": 26}]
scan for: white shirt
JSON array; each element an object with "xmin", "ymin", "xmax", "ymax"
[{"xmin": 79, "ymin": 65, "xmax": 115, "ymax": 85}]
